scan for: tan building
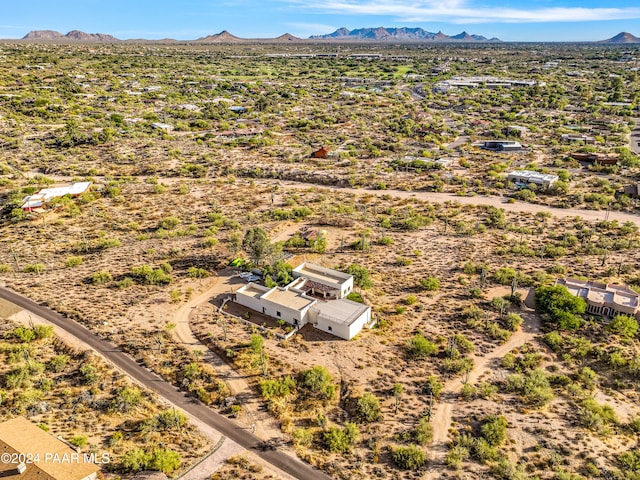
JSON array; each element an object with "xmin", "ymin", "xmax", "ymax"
[
  {"xmin": 0, "ymin": 417, "xmax": 99, "ymax": 480},
  {"xmin": 556, "ymin": 278, "xmax": 640, "ymax": 319}
]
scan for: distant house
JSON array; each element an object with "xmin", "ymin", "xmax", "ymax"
[
  {"xmin": 150, "ymin": 122, "xmax": 174, "ymax": 132},
  {"xmin": 561, "ymin": 133, "xmax": 596, "ymax": 144},
  {"xmin": 311, "ymin": 146, "xmax": 330, "ymax": 159},
  {"xmin": 21, "ymin": 181, "xmax": 92, "ymax": 211},
  {"xmin": 235, "ymin": 262, "xmax": 370, "ymax": 340},
  {"xmin": 0, "ymin": 416, "xmax": 99, "ymax": 480},
  {"xmin": 556, "ymin": 278, "xmax": 640, "ymax": 319},
  {"xmin": 568, "ymin": 152, "xmax": 618, "ymax": 166},
  {"xmin": 481, "ymin": 140, "xmax": 524, "ymax": 152},
  {"xmin": 507, "ymin": 170, "xmax": 559, "ymax": 188}
]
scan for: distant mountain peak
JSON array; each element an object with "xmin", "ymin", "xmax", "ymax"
[
  {"xmin": 22, "ymin": 30, "xmax": 64, "ymax": 40},
  {"xmin": 309, "ymin": 27, "xmax": 499, "ymax": 42},
  {"xmin": 600, "ymin": 32, "xmax": 640, "ymax": 43},
  {"xmin": 22, "ymin": 29, "xmax": 117, "ymax": 42},
  {"xmin": 194, "ymin": 30, "xmax": 243, "ymax": 43}
]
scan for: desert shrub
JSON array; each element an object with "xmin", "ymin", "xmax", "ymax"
[
  {"xmin": 298, "ymin": 366, "xmax": 336, "ymax": 400},
  {"xmin": 505, "ymin": 312, "xmax": 523, "ymax": 331},
  {"xmin": 473, "ymin": 437, "xmax": 499, "ymax": 462},
  {"xmin": 131, "ymin": 265, "xmax": 172, "ymax": 285},
  {"xmin": 407, "ymin": 333, "xmax": 438, "ymax": 358},
  {"xmin": 323, "ymin": 423, "xmax": 360, "ymax": 453},
  {"xmin": 481, "ymin": 415, "xmax": 508, "ymax": 447},
  {"xmin": 414, "ymin": 417, "xmax": 433, "ymax": 445},
  {"xmin": 447, "ymin": 445, "xmax": 469, "ymax": 468},
  {"xmin": 13, "ymin": 327, "xmax": 36, "ymax": 343},
  {"xmin": 608, "ymin": 314, "xmax": 638, "ymax": 338},
  {"xmin": 355, "ymin": 392, "xmax": 382, "ymax": 423},
  {"xmin": 579, "ymin": 398, "xmax": 618, "ymax": 434},
  {"xmin": 112, "ymin": 386, "xmax": 142, "ymax": 413},
  {"xmin": 259, "ymin": 376, "xmax": 296, "ymax": 400},
  {"xmin": 544, "ymin": 331, "xmax": 564, "ymax": 351},
  {"xmin": 419, "ymin": 276, "xmax": 440, "ymax": 291},
  {"xmin": 187, "ymin": 267, "xmax": 209, "ymax": 278},
  {"xmin": 148, "ymin": 448, "xmax": 181, "ymax": 474},
  {"xmin": 293, "ymin": 428, "xmax": 313, "ymax": 447},
  {"xmin": 65, "ymin": 256, "xmax": 83, "ymax": 267},
  {"xmin": 158, "ymin": 216, "xmax": 180, "ymax": 230},
  {"xmin": 48, "ymin": 354, "xmax": 69, "ymax": 372},
  {"xmin": 24, "ymin": 263, "xmax": 44, "ymax": 274},
  {"xmin": 391, "ymin": 444, "xmax": 427, "ymax": 470},
  {"xmin": 91, "ymin": 270, "xmax": 112, "ymax": 285},
  {"xmin": 95, "ymin": 238, "xmax": 121, "ymax": 250},
  {"xmin": 506, "ymin": 369, "xmax": 554, "ymax": 407},
  {"xmin": 423, "ymin": 376, "xmax": 444, "ymax": 399},
  {"xmin": 70, "ymin": 435, "xmax": 87, "ymax": 447},
  {"xmin": 453, "ymin": 333, "xmax": 475, "ymax": 354}
]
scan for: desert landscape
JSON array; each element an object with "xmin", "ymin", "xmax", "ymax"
[{"xmin": 0, "ymin": 37, "xmax": 639, "ymax": 480}]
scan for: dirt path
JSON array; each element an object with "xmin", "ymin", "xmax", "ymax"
[
  {"xmin": 258, "ymin": 179, "xmax": 640, "ymax": 226},
  {"xmin": 172, "ymin": 269, "xmax": 285, "ymax": 443},
  {"xmin": 426, "ymin": 310, "xmax": 542, "ymax": 477}
]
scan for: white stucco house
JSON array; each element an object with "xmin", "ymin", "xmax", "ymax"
[{"xmin": 235, "ymin": 262, "xmax": 371, "ymax": 340}]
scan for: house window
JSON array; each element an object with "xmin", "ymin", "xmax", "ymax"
[
  {"xmin": 276, "ymin": 311, "xmax": 281, "ymax": 317},
  {"xmin": 328, "ymin": 326, "xmax": 332, "ymax": 331}
]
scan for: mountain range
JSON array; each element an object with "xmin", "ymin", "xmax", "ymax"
[
  {"xmin": 22, "ymin": 30, "xmax": 118, "ymax": 42},
  {"xmin": 14, "ymin": 29, "xmax": 640, "ymax": 44},
  {"xmin": 309, "ymin": 27, "xmax": 500, "ymax": 42}
]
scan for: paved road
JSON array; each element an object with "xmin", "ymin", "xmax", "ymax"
[{"xmin": 0, "ymin": 286, "xmax": 332, "ymax": 480}]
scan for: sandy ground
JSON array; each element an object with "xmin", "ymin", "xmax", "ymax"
[
  {"xmin": 171, "ymin": 269, "xmax": 298, "ymax": 480},
  {"xmin": 426, "ymin": 302, "xmax": 542, "ymax": 477}
]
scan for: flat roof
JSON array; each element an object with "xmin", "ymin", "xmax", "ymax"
[
  {"xmin": 238, "ymin": 283, "xmax": 269, "ymax": 299},
  {"xmin": 0, "ymin": 417, "xmax": 99, "ymax": 480},
  {"xmin": 38, "ymin": 182, "xmax": 91, "ymax": 200},
  {"xmin": 507, "ymin": 170, "xmax": 559, "ymax": 182},
  {"xmin": 294, "ymin": 263, "xmax": 351, "ymax": 286},
  {"xmin": 313, "ymin": 299, "xmax": 370, "ymax": 326},
  {"xmin": 557, "ymin": 278, "xmax": 639, "ymax": 309},
  {"xmin": 263, "ymin": 288, "xmax": 316, "ymax": 311}
]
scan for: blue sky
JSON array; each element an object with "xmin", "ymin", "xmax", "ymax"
[{"xmin": 1, "ymin": 0, "xmax": 639, "ymax": 41}]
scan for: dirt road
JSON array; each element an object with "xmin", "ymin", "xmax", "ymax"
[
  {"xmin": 172, "ymin": 270, "xmax": 285, "ymax": 442},
  {"xmin": 425, "ymin": 310, "xmax": 541, "ymax": 477},
  {"xmin": 261, "ymin": 179, "xmax": 640, "ymax": 226}
]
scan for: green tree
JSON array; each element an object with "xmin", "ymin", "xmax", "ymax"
[
  {"xmin": 242, "ymin": 227, "xmax": 270, "ymax": 266},
  {"xmin": 344, "ymin": 264, "xmax": 373, "ymax": 289},
  {"xmin": 535, "ymin": 285, "xmax": 586, "ymax": 329}
]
